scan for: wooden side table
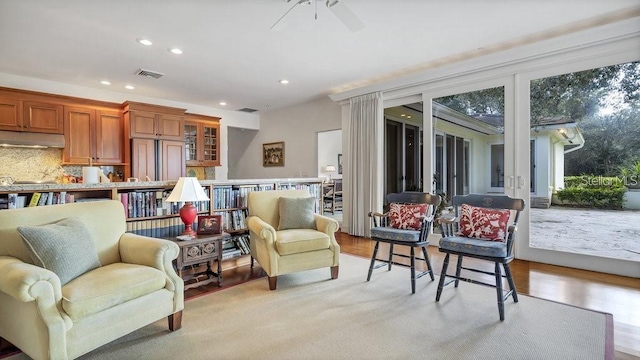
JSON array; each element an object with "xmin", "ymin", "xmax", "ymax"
[{"xmin": 168, "ymin": 233, "xmax": 230, "ymax": 290}]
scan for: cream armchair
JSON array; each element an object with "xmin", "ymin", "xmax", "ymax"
[
  {"xmin": 0, "ymin": 200, "xmax": 184, "ymax": 360},
  {"xmin": 247, "ymin": 189, "xmax": 340, "ymax": 290}
]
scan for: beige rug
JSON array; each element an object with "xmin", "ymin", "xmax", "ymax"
[{"xmin": 10, "ymin": 254, "xmax": 613, "ymax": 360}]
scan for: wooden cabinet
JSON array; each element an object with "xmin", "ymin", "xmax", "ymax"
[
  {"xmin": 162, "ymin": 140, "xmax": 186, "ymax": 180},
  {"xmin": 185, "ymin": 114, "xmax": 221, "ymax": 166},
  {"xmin": 0, "ymin": 97, "xmax": 62, "ymax": 134},
  {"xmin": 63, "ymin": 106, "xmax": 123, "ymax": 165},
  {"xmin": 23, "ymin": 101, "xmax": 64, "ymax": 134},
  {"xmin": 0, "ymin": 97, "xmax": 22, "ymax": 130},
  {"xmin": 131, "ymin": 138, "xmax": 185, "ymax": 181},
  {"xmin": 131, "ymin": 138, "xmax": 156, "ymax": 180},
  {"xmin": 126, "ymin": 103, "xmax": 185, "ymax": 141}
]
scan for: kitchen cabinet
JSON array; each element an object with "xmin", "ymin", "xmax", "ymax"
[
  {"xmin": 131, "ymin": 138, "xmax": 185, "ymax": 181},
  {"xmin": 0, "ymin": 97, "xmax": 22, "ymax": 130},
  {"xmin": 63, "ymin": 106, "xmax": 124, "ymax": 165},
  {"xmin": 0, "ymin": 97, "xmax": 63, "ymax": 134},
  {"xmin": 185, "ymin": 114, "xmax": 221, "ymax": 167},
  {"xmin": 125, "ymin": 102, "xmax": 185, "ymax": 141}
]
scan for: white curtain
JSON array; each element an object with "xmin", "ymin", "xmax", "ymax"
[{"xmin": 345, "ymin": 92, "xmax": 384, "ymax": 237}]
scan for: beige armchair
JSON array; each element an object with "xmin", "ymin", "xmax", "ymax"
[
  {"xmin": 0, "ymin": 200, "xmax": 183, "ymax": 360},
  {"xmin": 247, "ymin": 189, "xmax": 340, "ymax": 290}
]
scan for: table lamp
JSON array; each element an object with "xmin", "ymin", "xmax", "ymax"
[
  {"xmin": 325, "ymin": 165, "xmax": 336, "ymax": 181},
  {"xmin": 166, "ymin": 177, "xmax": 210, "ymax": 236}
]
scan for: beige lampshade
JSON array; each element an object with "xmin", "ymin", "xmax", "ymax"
[
  {"xmin": 166, "ymin": 177, "xmax": 210, "ymax": 202},
  {"xmin": 325, "ymin": 165, "xmax": 336, "ymax": 172}
]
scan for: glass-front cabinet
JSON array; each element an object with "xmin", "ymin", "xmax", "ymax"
[{"xmin": 184, "ymin": 114, "xmax": 221, "ymax": 167}]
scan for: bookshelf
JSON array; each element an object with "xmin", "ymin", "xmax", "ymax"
[{"xmin": 0, "ymin": 178, "xmax": 324, "ymax": 265}]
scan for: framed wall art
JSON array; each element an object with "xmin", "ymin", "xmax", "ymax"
[
  {"xmin": 263, "ymin": 141, "xmax": 285, "ymax": 167},
  {"xmin": 197, "ymin": 215, "xmax": 222, "ymax": 235}
]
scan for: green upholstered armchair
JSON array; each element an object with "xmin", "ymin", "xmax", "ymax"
[
  {"xmin": 247, "ymin": 189, "xmax": 340, "ymax": 290},
  {"xmin": 0, "ymin": 200, "xmax": 184, "ymax": 360}
]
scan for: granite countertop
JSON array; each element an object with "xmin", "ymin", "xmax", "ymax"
[{"xmin": 0, "ymin": 178, "xmax": 323, "ymax": 192}]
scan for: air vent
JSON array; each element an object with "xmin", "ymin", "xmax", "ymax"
[
  {"xmin": 237, "ymin": 107, "xmax": 258, "ymax": 113},
  {"xmin": 135, "ymin": 68, "xmax": 164, "ymax": 79}
]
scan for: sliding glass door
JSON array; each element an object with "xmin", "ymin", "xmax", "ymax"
[
  {"xmin": 516, "ymin": 59, "xmax": 640, "ymax": 277},
  {"xmin": 429, "ymin": 84, "xmax": 508, "ymax": 200}
]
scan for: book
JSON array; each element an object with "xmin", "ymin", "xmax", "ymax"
[
  {"xmin": 7, "ymin": 193, "xmax": 18, "ymax": 209},
  {"xmin": 37, "ymin": 192, "xmax": 48, "ymax": 206},
  {"xmin": 28, "ymin": 192, "xmax": 42, "ymax": 207}
]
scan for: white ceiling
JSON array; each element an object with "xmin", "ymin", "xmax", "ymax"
[{"xmin": 1, "ymin": 0, "xmax": 639, "ymax": 113}]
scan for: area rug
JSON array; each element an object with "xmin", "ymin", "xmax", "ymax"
[{"xmin": 8, "ymin": 254, "xmax": 613, "ymax": 360}]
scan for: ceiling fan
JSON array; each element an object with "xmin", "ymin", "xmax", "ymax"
[{"xmin": 271, "ymin": 0, "xmax": 364, "ymax": 32}]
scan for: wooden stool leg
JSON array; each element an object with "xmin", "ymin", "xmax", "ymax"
[
  {"xmin": 421, "ymin": 246, "xmax": 435, "ymax": 281},
  {"xmin": 367, "ymin": 241, "xmax": 380, "ymax": 281},
  {"xmin": 436, "ymin": 253, "xmax": 450, "ymax": 301},
  {"xmin": 388, "ymin": 244, "xmax": 394, "ymax": 270},
  {"xmin": 454, "ymin": 255, "xmax": 463, "ymax": 288},
  {"xmin": 410, "ymin": 247, "xmax": 416, "ymax": 294},
  {"xmin": 495, "ymin": 262, "xmax": 505, "ymax": 321},
  {"xmin": 503, "ymin": 263, "xmax": 518, "ymax": 302}
]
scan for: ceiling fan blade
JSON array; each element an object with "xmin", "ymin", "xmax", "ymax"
[
  {"xmin": 271, "ymin": 0, "xmax": 311, "ymax": 30},
  {"xmin": 326, "ymin": 0, "xmax": 364, "ymax": 32}
]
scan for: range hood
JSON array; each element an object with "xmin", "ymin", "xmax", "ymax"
[{"xmin": 0, "ymin": 130, "xmax": 65, "ymax": 148}]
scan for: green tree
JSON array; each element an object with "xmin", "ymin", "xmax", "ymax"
[{"xmin": 434, "ymin": 61, "xmax": 640, "ymax": 176}]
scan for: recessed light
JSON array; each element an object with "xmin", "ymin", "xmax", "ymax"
[
  {"xmin": 137, "ymin": 39, "xmax": 152, "ymax": 46},
  {"xmin": 407, "ymin": 116, "xmax": 412, "ymax": 119},
  {"xmin": 400, "ymin": 114, "xmax": 406, "ymax": 117},
  {"xmin": 169, "ymin": 48, "xmax": 183, "ymax": 55},
  {"xmin": 100, "ymin": 80, "xmax": 111, "ymax": 85},
  {"xmin": 219, "ymin": 101, "xmax": 227, "ymax": 106},
  {"xmin": 125, "ymin": 85, "xmax": 135, "ymax": 90},
  {"xmin": 279, "ymin": 79, "xmax": 289, "ymax": 84}
]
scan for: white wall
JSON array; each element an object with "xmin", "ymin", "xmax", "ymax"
[
  {"xmin": 0, "ymin": 73, "xmax": 261, "ymax": 180},
  {"xmin": 317, "ymin": 129, "xmax": 342, "ymax": 181},
  {"xmin": 231, "ymin": 96, "xmax": 342, "ymax": 179}
]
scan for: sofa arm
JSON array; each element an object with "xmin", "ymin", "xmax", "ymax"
[
  {"xmin": 119, "ymin": 233, "xmax": 179, "ymax": 270},
  {"xmin": 313, "ymin": 214, "xmax": 339, "ymax": 236},
  {"xmin": 119, "ymin": 233, "xmax": 184, "ymax": 311},
  {"xmin": 247, "ymin": 216, "xmax": 277, "ymax": 245},
  {"xmin": 0, "ymin": 256, "xmax": 72, "ymax": 331}
]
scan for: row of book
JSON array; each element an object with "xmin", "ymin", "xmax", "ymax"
[
  {"xmin": 211, "ymin": 184, "xmax": 275, "ymax": 210},
  {"xmin": 25, "ymin": 191, "xmax": 75, "ymax": 207},
  {"xmin": 215, "ymin": 209, "xmax": 248, "ymax": 231},
  {"xmin": 126, "ymin": 217, "xmax": 186, "ymax": 238},
  {"xmin": 221, "ymin": 235, "xmax": 251, "ymax": 260},
  {"xmin": 119, "ymin": 190, "xmax": 209, "ymax": 219}
]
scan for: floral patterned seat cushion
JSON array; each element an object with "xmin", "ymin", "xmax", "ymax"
[
  {"xmin": 457, "ymin": 204, "xmax": 510, "ymax": 241},
  {"xmin": 389, "ymin": 203, "xmax": 427, "ymax": 230}
]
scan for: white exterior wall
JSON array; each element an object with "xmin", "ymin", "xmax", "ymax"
[{"xmin": 553, "ymin": 140, "xmax": 566, "ymax": 191}]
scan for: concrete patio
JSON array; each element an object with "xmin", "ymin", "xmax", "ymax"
[
  {"xmin": 332, "ymin": 206, "xmax": 640, "ymax": 262},
  {"xmin": 530, "ymin": 206, "xmax": 640, "ymax": 262}
]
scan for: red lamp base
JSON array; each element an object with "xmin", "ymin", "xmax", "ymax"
[{"xmin": 179, "ymin": 202, "xmax": 198, "ymax": 236}]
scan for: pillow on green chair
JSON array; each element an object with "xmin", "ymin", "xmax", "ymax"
[
  {"xmin": 278, "ymin": 197, "xmax": 317, "ymax": 230},
  {"xmin": 17, "ymin": 217, "xmax": 101, "ymax": 285}
]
